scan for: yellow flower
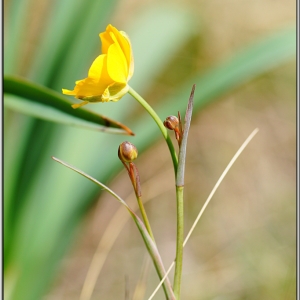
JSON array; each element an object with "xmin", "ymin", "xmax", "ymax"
[{"xmin": 62, "ymin": 24, "xmax": 134, "ymax": 109}]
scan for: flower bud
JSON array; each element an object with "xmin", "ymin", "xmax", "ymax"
[
  {"xmin": 118, "ymin": 141, "xmax": 138, "ymax": 163},
  {"xmin": 163, "ymin": 116, "xmax": 179, "ymax": 130}
]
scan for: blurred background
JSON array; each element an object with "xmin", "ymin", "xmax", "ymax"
[{"xmin": 4, "ymin": 0, "xmax": 296, "ymax": 299}]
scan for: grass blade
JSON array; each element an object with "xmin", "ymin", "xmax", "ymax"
[{"xmin": 79, "ymin": 169, "xmax": 174, "ymax": 300}]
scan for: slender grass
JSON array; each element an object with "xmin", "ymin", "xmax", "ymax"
[
  {"xmin": 76, "ymin": 168, "xmax": 175, "ymax": 300},
  {"xmin": 136, "ymin": 195, "xmax": 155, "ymax": 241},
  {"xmin": 52, "ymin": 156, "xmax": 175, "ymax": 299}
]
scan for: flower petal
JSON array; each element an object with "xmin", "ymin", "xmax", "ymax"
[
  {"xmin": 62, "ymin": 88, "xmax": 76, "ymax": 96},
  {"xmin": 120, "ymin": 31, "xmax": 134, "ymax": 80},
  {"xmin": 99, "ymin": 30, "xmax": 113, "ymax": 54},
  {"xmin": 108, "ymin": 25, "xmax": 132, "ymax": 68},
  {"xmin": 71, "ymin": 101, "xmax": 89, "ymax": 109},
  {"xmin": 63, "ymin": 24, "xmax": 134, "ymax": 106},
  {"xmin": 107, "ymin": 42, "xmax": 128, "ymax": 83},
  {"xmin": 88, "ymin": 54, "xmax": 112, "ymax": 83},
  {"xmin": 70, "ymin": 78, "xmax": 105, "ymax": 99}
]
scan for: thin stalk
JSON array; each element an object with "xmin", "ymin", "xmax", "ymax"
[
  {"xmin": 130, "ymin": 162, "xmax": 155, "ymax": 241},
  {"xmin": 136, "ymin": 195, "xmax": 155, "ymax": 241},
  {"xmin": 52, "ymin": 156, "xmax": 175, "ymax": 300},
  {"xmin": 128, "ymin": 86, "xmax": 178, "ymax": 174},
  {"xmin": 128, "ymin": 85, "xmax": 193, "ymax": 300},
  {"xmin": 173, "ymin": 85, "xmax": 195, "ymax": 299},
  {"xmin": 173, "ymin": 185, "xmax": 184, "ymax": 298}
]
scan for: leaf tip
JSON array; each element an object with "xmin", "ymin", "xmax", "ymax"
[
  {"xmin": 189, "ymin": 84, "xmax": 196, "ymax": 102},
  {"xmin": 120, "ymin": 125, "xmax": 135, "ymax": 136}
]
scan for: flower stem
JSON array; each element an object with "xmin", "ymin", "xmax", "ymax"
[
  {"xmin": 173, "ymin": 185, "xmax": 184, "ymax": 299},
  {"xmin": 136, "ymin": 195, "xmax": 155, "ymax": 241},
  {"xmin": 128, "ymin": 86, "xmax": 190, "ymax": 300},
  {"xmin": 128, "ymin": 86, "xmax": 178, "ymax": 173},
  {"xmin": 173, "ymin": 85, "xmax": 195, "ymax": 299},
  {"xmin": 129, "ymin": 163, "xmax": 155, "ymax": 241}
]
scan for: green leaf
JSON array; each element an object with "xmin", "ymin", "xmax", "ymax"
[{"xmin": 4, "ymin": 76, "xmax": 134, "ymax": 135}]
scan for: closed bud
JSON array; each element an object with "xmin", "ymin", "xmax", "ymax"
[
  {"xmin": 163, "ymin": 116, "xmax": 179, "ymax": 130},
  {"xmin": 118, "ymin": 141, "xmax": 138, "ymax": 163}
]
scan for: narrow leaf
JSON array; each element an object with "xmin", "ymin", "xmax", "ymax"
[{"xmin": 4, "ymin": 76, "xmax": 134, "ymax": 135}]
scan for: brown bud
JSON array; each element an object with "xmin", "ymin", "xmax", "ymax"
[
  {"xmin": 118, "ymin": 141, "xmax": 138, "ymax": 163},
  {"xmin": 163, "ymin": 116, "xmax": 179, "ymax": 130}
]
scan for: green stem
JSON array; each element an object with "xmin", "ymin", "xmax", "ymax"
[
  {"xmin": 173, "ymin": 185, "xmax": 184, "ymax": 299},
  {"xmin": 136, "ymin": 195, "xmax": 155, "ymax": 241},
  {"xmin": 128, "ymin": 86, "xmax": 182, "ymax": 300},
  {"xmin": 128, "ymin": 86, "xmax": 178, "ymax": 174},
  {"xmin": 129, "ymin": 163, "xmax": 155, "ymax": 241}
]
